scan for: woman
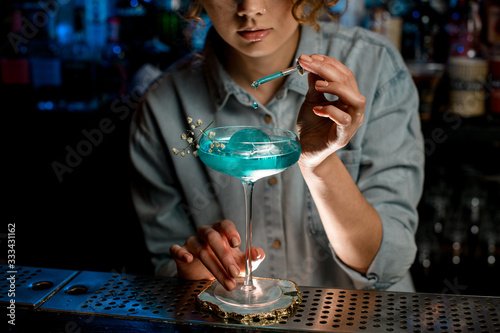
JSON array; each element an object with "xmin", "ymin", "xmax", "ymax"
[{"xmin": 129, "ymin": 0, "xmax": 424, "ymax": 292}]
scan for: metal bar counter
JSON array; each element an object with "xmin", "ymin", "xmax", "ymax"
[{"xmin": 2, "ymin": 265, "xmax": 500, "ymax": 332}]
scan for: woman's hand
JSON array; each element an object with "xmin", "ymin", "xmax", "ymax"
[
  {"xmin": 297, "ymin": 54, "xmax": 366, "ymax": 168},
  {"xmin": 169, "ymin": 219, "xmax": 265, "ymax": 291}
]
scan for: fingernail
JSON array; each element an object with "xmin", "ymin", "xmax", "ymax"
[
  {"xmin": 315, "ymin": 80, "xmax": 328, "ymax": 87},
  {"xmin": 183, "ymin": 254, "xmax": 192, "ymax": 262},
  {"xmin": 225, "ymin": 278, "xmax": 236, "ymax": 291},
  {"xmin": 313, "ymin": 106, "xmax": 324, "ymax": 112},
  {"xmin": 230, "ymin": 237, "xmax": 240, "ymax": 247},
  {"xmin": 252, "ymin": 248, "xmax": 262, "ymax": 259},
  {"xmin": 229, "ymin": 265, "xmax": 240, "ymax": 278},
  {"xmin": 300, "ymin": 54, "xmax": 313, "ymax": 63}
]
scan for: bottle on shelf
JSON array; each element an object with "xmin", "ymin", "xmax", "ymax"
[
  {"xmin": 485, "ymin": 0, "xmax": 500, "ymax": 118},
  {"xmin": 447, "ymin": 0, "xmax": 489, "ymax": 118},
  {"xmin": 484, "ymin": 0, "xmax": 499, "ymax": 45},
  {"xmin": 0, "ymin": 6, "xmax": 34, "ymax": 110},
  {"xmin": 116, "ymin": 0, "xmax": 153, "ymax": 47},
  {"xmin": 365, "ymin": 0, "xmax": 404, "ymax": 51},
  {"xmin": 84, "ymin": 0, "xmax": 108, "ymax": 56},
  {"xmin": 446, "ymin": 0, "xmax": 469, "ymax": 55},
  {"xmin": 402, "ymin": 0, "xmax": 445, "ymax": 62},
  {"xmin": 26, "ymin": 1, "xmax": 63, "ymax": 112},
  {"xmin": 490, "ymin": 45, "xmax": 500, "ymax": 117},
  {"xmin": 99, "ymin": 16, "xmax": 129, "ymax": 104},
  {"xmin": 415, "ymin": 223, "xmax": 440, "ymax": 277},
  {"xmin": 1, "ymin": 8, "xmax": 31, "ymax": 87},
  {"xmin": 60, "ymin": 5, "xmax": 99, "ymax": 112},
  {"xmin": 480, "ymin": 208, "xmax": 499, "ymax": 269},
  {"xmin": 332, "ymin": 0, "xmax": 367, "ymax": 29},
  {"xmin": 403, "ymin": 0, "xmax": 448, "ymax": 122}
]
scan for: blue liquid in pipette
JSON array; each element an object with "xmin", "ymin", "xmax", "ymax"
[
  {"xmin": 251, "ymin": 60, "xmax": 305, "ymax": 88},
  {"xmin": 251, "ymin": 71, "xmax": 285, "ymax": 89},
  {"xmin": 251, "ymin": 62, "xmax": 305, "ymax": 109}
]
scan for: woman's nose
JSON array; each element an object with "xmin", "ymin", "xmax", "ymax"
[{"xmin": 237, "ymin": 0, "xmax": 267, "ymax": 18}]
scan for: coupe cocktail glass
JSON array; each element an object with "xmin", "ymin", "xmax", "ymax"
[{"xmin": 197, "ymin": 126, "xmax": 301, "ymax": 307}]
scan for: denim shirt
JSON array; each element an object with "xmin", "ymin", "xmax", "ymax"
[{"xmin": 129, "ymin": 21, "xmax": 424, "ymax": 291}]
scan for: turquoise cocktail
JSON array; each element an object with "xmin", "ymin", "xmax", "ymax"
[
  {"xmin": 198, "ymin": 126, "xmax": 301, "ymax": 308},
  {"xmin": 198, "ymin": 129, "xmax": 301, "ymax": 181}
]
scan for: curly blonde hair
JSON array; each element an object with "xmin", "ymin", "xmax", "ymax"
[{"xmin": 183, "ymin": 0, "xmax": 339, "ymax": 31}]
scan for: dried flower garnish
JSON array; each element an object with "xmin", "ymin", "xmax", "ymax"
[{"xmin": 172, "ymin": 117, "xmax": 215, "ymax": 157}]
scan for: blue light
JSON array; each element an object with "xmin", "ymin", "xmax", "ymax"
[
  {"xmin": 38, "ymin": 101, "xmax": 54, "ymax": 111},
  {"xmin": 130, "ymin": 0, "xmax": 138, "ymax": 7},
  {"xmin": 452, "ymin": 12, "xmax": 459, "ymax": 20},
  {"xmin": 56, "ymin": 23, "xmax": 74, "ymax": 45},
  {"xmin": 457, "ymin": 45, "xmax": 464, "ymax": 54},
  {"xmin": 19, "ymin": 45, "xmax": 28, "ymax": 54},
  {"xmin": 412, "ymin": 10, "xmax": 420, "ymax": 19},
  {"xmin": 113, "ymin": 45, "xmax": 122, "ymax": 54}
]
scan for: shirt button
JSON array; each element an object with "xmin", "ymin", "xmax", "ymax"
[
  {"xmin": 273, "ymin": 240, "xmax": 281, "ymax": 248},
  {"xmin": 265, "ymin": 115, "xmax": 272, "ymax": 123},
  {"xmin": 268, "ymin": 177, "xmax": 277, "ymax": 185}
]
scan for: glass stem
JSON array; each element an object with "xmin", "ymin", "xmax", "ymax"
[{"xmin": 241, "ymin": 180, "xmax": 255, "ymax": 290}]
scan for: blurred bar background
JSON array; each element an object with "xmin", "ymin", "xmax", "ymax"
[{"xmin": 1, "ymin": 0, "xmax": 499, "ymax": 296}]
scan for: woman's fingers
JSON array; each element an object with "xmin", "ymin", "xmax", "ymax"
[
  {"xmin": 171, "ymin": 220, "xmax": 267, "ymax": 291},
  {"xmin": 299, "ymin": 53, "xmax": 366, "ymax": 132},
  {"xmin": 312, "ymin": 105, "xmax": 351, "ymax": 126},
  {"xmin": 304, "ymin": 73, "xmax": 329, "ymax": 104},
  {"xmin": 231, "ymin": 247, "xmax": 266, "ymax": 276},
  {"xmin": 213, "ymin": 219, "xmax": 241, "ymax": 248},
  {"xmin": 196, "ymin": 225, "xmax": 241, "ymax": 280},
  {"xmin": 250, "ymin": 247, "xmax": 265, "ymax": 271},
  {"xmin": 314, "ymin": 80, "xmax": 365, "ymax": 111},
  {"xmin": 186, "ymin": 235, "xmax": 237, "ymax": 291},
  {"xmin": 299, "ymin": 54, "xmax": 358, "ymax": 90},
  {"xmin": 314, "ymin": 80, "xmax": 366, "ymax": 127},
  {"xmin": 311, "ymin": 105, "xmax": 351, "ymax": 146},
  {"xmin": 299, "ymin": 54, "xmax": 363, "ymax": 111},
  {"xmin": 170, "ymin": 244, "xmax": 193, "ymax": 263}
]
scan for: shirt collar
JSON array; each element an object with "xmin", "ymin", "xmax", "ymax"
[
  {"xmin": 203, "ymin": 24, "xmax": 323, "ymax": 111},
  {"xmin": 203, "ymin": 29, "xmax": 255, "ymax": 111}
]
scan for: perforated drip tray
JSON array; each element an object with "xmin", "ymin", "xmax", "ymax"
[
  {"xmin": 39, "ymin": 270, "xmax": 208, "ymax": 321},
  {"xmin": 296, "ymin": 289, "xmax": 500, "ymax": 332},
  {"xmin": 0, "ymin": 265, "xmax": 79, "ymax": 310},
  {"xmin": 2, "ymin": 266, "xmax": 500, "ymax": 332},
  {"xmin": 34, "ymin": 269, "xmax": 500, "ymax": 332}
]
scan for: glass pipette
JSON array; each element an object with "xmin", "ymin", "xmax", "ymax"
[{"xmin": 251, "ymin": 59, "xmax": 307, "ymax": 88}]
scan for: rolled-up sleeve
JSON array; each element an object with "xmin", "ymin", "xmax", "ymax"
[{"xmin": 334, "ymin": 64, "xmax": 424, "ymax": 290}]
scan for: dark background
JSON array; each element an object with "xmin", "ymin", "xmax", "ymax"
[{"xmin": 1, "ymin": 0, "xmax": 500, "ymax": 296}]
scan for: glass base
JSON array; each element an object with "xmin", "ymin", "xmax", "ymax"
[
  {"xmin": 213, "ymin": 277, "xmax": 283, "ymax": 308},
  {"xmin": 196, "ymin": 277, "xmax": 302, "ymax": 322}
]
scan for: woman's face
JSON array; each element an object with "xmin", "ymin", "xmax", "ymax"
[{"xmin": 199, "ymin": 0, "xmax": 300, "ymax": 59}]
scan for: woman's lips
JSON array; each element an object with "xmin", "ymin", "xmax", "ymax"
[{"xmin": 237, "ymin": 29, "xmax": 271, "ymax": 42}]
